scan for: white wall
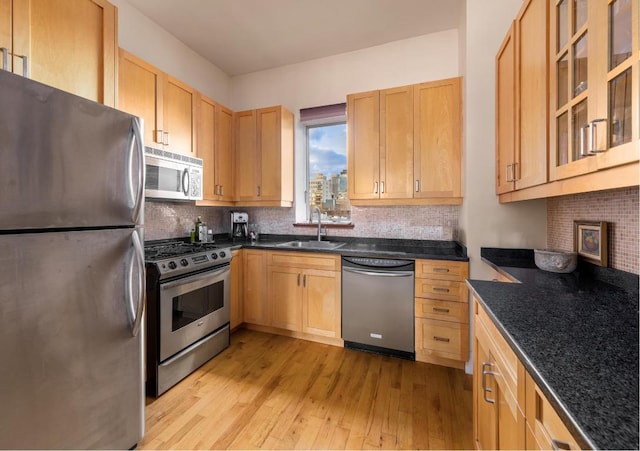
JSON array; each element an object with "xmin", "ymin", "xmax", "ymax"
[
  {"xmin": 231, "ymin": 30, "xmax": 460, "ymax": 220},
  {"xmin": 110, "ymin": 0, "xmax": 232, "ymax": 105},
  {"xmin": 460, "ymin": 0, "xmax": 547, "ymax": 281}
]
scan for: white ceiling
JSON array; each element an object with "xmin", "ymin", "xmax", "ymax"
[{"xmin": 125, "ymin": 0, "xmax": 463, "ymax": 76}]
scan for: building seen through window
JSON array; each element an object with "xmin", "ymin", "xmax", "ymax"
[{"xmin": 307, "ymin": 123, "xmax": 350, "ymax": 223}]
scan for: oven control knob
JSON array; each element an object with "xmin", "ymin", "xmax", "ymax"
[
  {"xmin": 180, "ymin": 259, "xmax": 188, "ymax": 267},
  {"xmin": 211, "ymin": 253, "xmax": 218, "ymax": 260},
  {"xmin": 168, "ymin": 261, "xmax": 177, "ymax": 270},
  {"xmin": 219, "ymin": 251, "xmax": 227, "ymax": 258}
]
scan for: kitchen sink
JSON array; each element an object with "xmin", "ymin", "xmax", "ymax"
[{"xmin": 277, "ymin": 240, "xmax": 346, "ymax": 250}]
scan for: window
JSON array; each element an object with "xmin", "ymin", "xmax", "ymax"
[
  {"xmin": 307, "ymin": 122, "xmax": 350, "ymax": 223},
  {"xmin": 300, "ymin": 103, "xmax": 350, "ymax": 224}
]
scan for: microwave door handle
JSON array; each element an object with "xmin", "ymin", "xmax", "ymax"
[
  {"xmin": 125, "ymin": 230, "xmax": 145, "ymax": 337},
  {"xmin": 128, "ymin": 117, "xmax": 145, "ymax": 224},
  {"xmin": 182, "ymin": 168, "xmax": 190, "ymax": 196}
]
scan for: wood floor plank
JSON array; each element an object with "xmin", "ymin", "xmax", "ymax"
[{"xmin": 138, "ymin": 328, "xmax": 473, "ymax": 450}]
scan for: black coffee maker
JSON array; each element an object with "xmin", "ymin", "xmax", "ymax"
[{"xmin": 230, "ymin": 211, "xmax": 248, "ymax": 239}]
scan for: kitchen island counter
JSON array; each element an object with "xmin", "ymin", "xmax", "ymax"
[{"xmin": 468, "ymin": 248, "xmax": 639, "ymax": 450}]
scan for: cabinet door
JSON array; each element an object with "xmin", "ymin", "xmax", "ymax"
[
  {"xmin": 13, "ymin": 0, "xmax": 116, "ymax": 106},
  {"xmin": 380, "ymin": 85, "xmax": 414, "ymax": 199},
  {"xmin": 118, "ymin": 49, "xmax": 164, "ymax": 147},
  {"xmin": 257, "ymin": 106, "xmax": 282, "ymax": 201},
  {"xmin": 198, "ymin": 94, "xmax": 217, "ymax": 200},
  {"xmin": 0, "ymin": 1, "xmax": 11, "ymax": 70},
  {"xmin": 269, "ymin": 266, "xmax": 302, "ymax": 331},
  {"xmin": 496, "ymin": 23, "xmax": 517, "ymax": 194},
  {"xmin": 302, "ymin": 269, "xmax": 340, "ymax": 338},
  {"xmin": 230, "ymin": 250, "xmax": 243, "ymax": 330},
  {"xmin": 347, "ymin": 90, "xmax": 380, "ymax": 200},
  {"xmin": 243, "ymin": 250, "xmax": 268, "ymax": 326},
  {"xmin": 235, "ymin": 109, "xmax": 258, "ymax": 201},
  {"xmin": 515, "ymin": 0, "xmax": 548, "ymax": 190},
  {"xmin": 474, "ymin": 337, "xmax": 497, "ymax": 450},
  {"xmin": 413, "ymin": 77, "xmax": 462, "ymax": 198},
  {"xmin": 164, "ymin": 75, "xmax": 196, "ymax": 156},
  {"xmin": 217, "ymin": 105, "xmax": 235, "ymax": 201}
]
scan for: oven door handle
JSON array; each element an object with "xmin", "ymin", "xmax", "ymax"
[
  {"xmin": 126, "ymin": 230, "xmax": 145, "ymax": 337},
  {"xmin": 160, "ymin": 265, "xmax": 230, "ymax": 292}
]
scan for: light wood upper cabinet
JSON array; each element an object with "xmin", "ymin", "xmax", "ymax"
[
  {"xmin": 497, "ymin": 0, "xmax": 639, "ymax": 202},
  {"xmin": 234, "ymin": 106, "xmax": 294, "ymax": 206},
  {"xmin": 347, "ymin": 78, "xmax": 463, "ymax": 206},
  {"xmin": 119, "ymin": 49, "xmax": 196, "ymax": 156},
  {"xmin": 164, "ymin": 75, "xmax": 196, "ymax": 156},
  {"xmin": 414, "ymin": 77, "xmax": 463, "ymax": 198},
  {"xmin": 197, "ymin": 95, "xmax": 234, "ymax": 204},
  {"xmin": 235, "ymin": 109, "xmax": 258, "ymax": 202},
  {"xmin": 1, "ymin": 0, "xmax": 116, "ymax": 106},
  {"xmin": 347, "ymin": 90, "xmax": 380, "ymax": 200},
  {"xmin": 496, "ymin": 0, "xmax": 548, "ymax": 195},
  {"xmin": 550, "ymin": 0, "xmax": 639, "ymax": 180},
  {"xmin": 217, "ymin": 105, "xmax": 235, "ymax": 202},
  {"xmin": 118, "ymin": 49, "xmax": 163, "ymax": 147}
]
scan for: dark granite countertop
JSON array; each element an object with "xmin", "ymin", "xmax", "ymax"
[
  {"xmin": 468, "ymin": 248, "xmax": 639, "ymax": 450},
  {"xmin": 216, "ymin": 234, "xmax": 468, "ymax": 261}
]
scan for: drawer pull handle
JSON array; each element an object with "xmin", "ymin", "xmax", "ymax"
[
  {"xmin": 433, "ymin": 268, "xmax": 450, "ymax": 273},
  {"xmin": 433, "ymin": 336, "xmax": 450, "ymax": 343},
  {"xmin": 433, "ymin": 307, "xmax": 450, "ymax": 313},
  {"xmin": 551, "ymin": 439, "xmax": 572, "ymax": 450},
  {"xmin": 433, "ymin": 287, "xmax": 450, "ymax": 293}
]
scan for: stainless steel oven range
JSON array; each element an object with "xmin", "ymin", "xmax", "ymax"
[{"xmin": 145, "ymin": 240, "xmax": 232, "ymax": 396}]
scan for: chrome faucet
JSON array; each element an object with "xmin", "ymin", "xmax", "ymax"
[{"xmin": 313, "ymin": 206, "xmax": 322, "ymax": 241}]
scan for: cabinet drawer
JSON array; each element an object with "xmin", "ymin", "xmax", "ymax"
[
  {"xmin": 415, "ymin": 318, "xmax": 468, "ymax": 361},
  {"xmin": 415, "ymin": 259, "xmax": 468, "ymax": 281},
  {"xmin": 415, "ymin": 278, "xmax": 468, "ymax": 302},
  {"xmin": 415, "ymin": 298, "xmax": 468, "ymax": 323},
  {"xmin": 268, "ymin": 251, "xmax": 340, "ymax": 271},
  {"xmin": 525, "ymin": 372, "xmax": 582, "ymax": 450}
]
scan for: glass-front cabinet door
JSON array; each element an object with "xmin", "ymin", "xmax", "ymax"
[{"xmin": 550, "ymin": 0, "xmax": 638, "ymax": 181}]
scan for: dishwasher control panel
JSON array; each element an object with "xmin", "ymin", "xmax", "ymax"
[{"xmin": 342, "ymin": 256, "xmax": 414, "ymax": 270}]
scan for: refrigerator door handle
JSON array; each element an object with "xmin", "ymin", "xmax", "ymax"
[
  {"xmin": 126, "ymin": 230, "xmax": 145, "ymax": 337},
  {"xmin": 128, "ymin": 117, "xmax": 145, "ymax": 224}
]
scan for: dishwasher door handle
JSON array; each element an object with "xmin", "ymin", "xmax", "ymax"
[{"xmin": 343, "ymin": 267, "xmax": 414, "ymax": 277}]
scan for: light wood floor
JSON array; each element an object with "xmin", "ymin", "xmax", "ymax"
[{"xmin": 139, "ymin": 329, "xmax": 473, "ymax": 450}]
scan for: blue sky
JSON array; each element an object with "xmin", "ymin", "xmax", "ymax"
[{"xmin": 308, "ymin": 124, "xmax": 347, "ymax": 178}]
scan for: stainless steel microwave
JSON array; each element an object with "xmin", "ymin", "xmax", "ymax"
[{"xmin": 144, "ymin": 147, "xmax": 203, "ymax": 201}]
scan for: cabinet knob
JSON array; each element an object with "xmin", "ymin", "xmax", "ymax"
[{"xmin": 1, "ymin": 48, "xmax": 7, "ymax": 71}]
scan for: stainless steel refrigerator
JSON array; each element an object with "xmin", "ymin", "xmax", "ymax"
[{"xmin": 0, "ymin": 70, "xmax": 146, "ymax": 449}]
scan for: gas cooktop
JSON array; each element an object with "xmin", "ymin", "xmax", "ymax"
[{"xmin": 144, "ymin": 240, "xmax": 232, "ymax": 279}]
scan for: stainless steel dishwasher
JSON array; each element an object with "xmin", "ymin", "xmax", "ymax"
[{"xmin": 341, "ymin": 256, "xmax": 415, "ymax": 360}]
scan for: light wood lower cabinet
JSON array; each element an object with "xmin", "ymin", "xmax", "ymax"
[
  {"xmin": 242, "ymin": 249, "xmax": 268, "ymax": 326},
  {"xmin": 473, "ymin": 295, "xmax": 585, "ymax": 450},
  {"xmin": 525, "ymin": 372, "xmax": 581, "ymax": 450},
  {"xmin": 230, "ymin": 249, "xmax": 243, "ymax": 330},
  {"xmin": 243, "ymin": 250, "xmax": 341, "ymax": 345},
  {"xmin": 415, "ymin": 259, "xmax": 469, "ymax": 368}
]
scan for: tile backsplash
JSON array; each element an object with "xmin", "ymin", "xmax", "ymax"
[
  {"xmin": 144, "ymin": 202, "xmax": 460, "ymax": 242},
  {"xmin": 547, "ymin": 186, "xmax": 639, "ymax": 274}
]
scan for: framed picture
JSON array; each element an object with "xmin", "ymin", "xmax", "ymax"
[{"xmin": 574, "ymin": 221, "xmax": 608, "ymax": 267}]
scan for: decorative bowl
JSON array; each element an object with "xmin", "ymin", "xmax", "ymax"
[{"xmin": 534, "ymin": 249, "xmax": 577, "ymax": 273}]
